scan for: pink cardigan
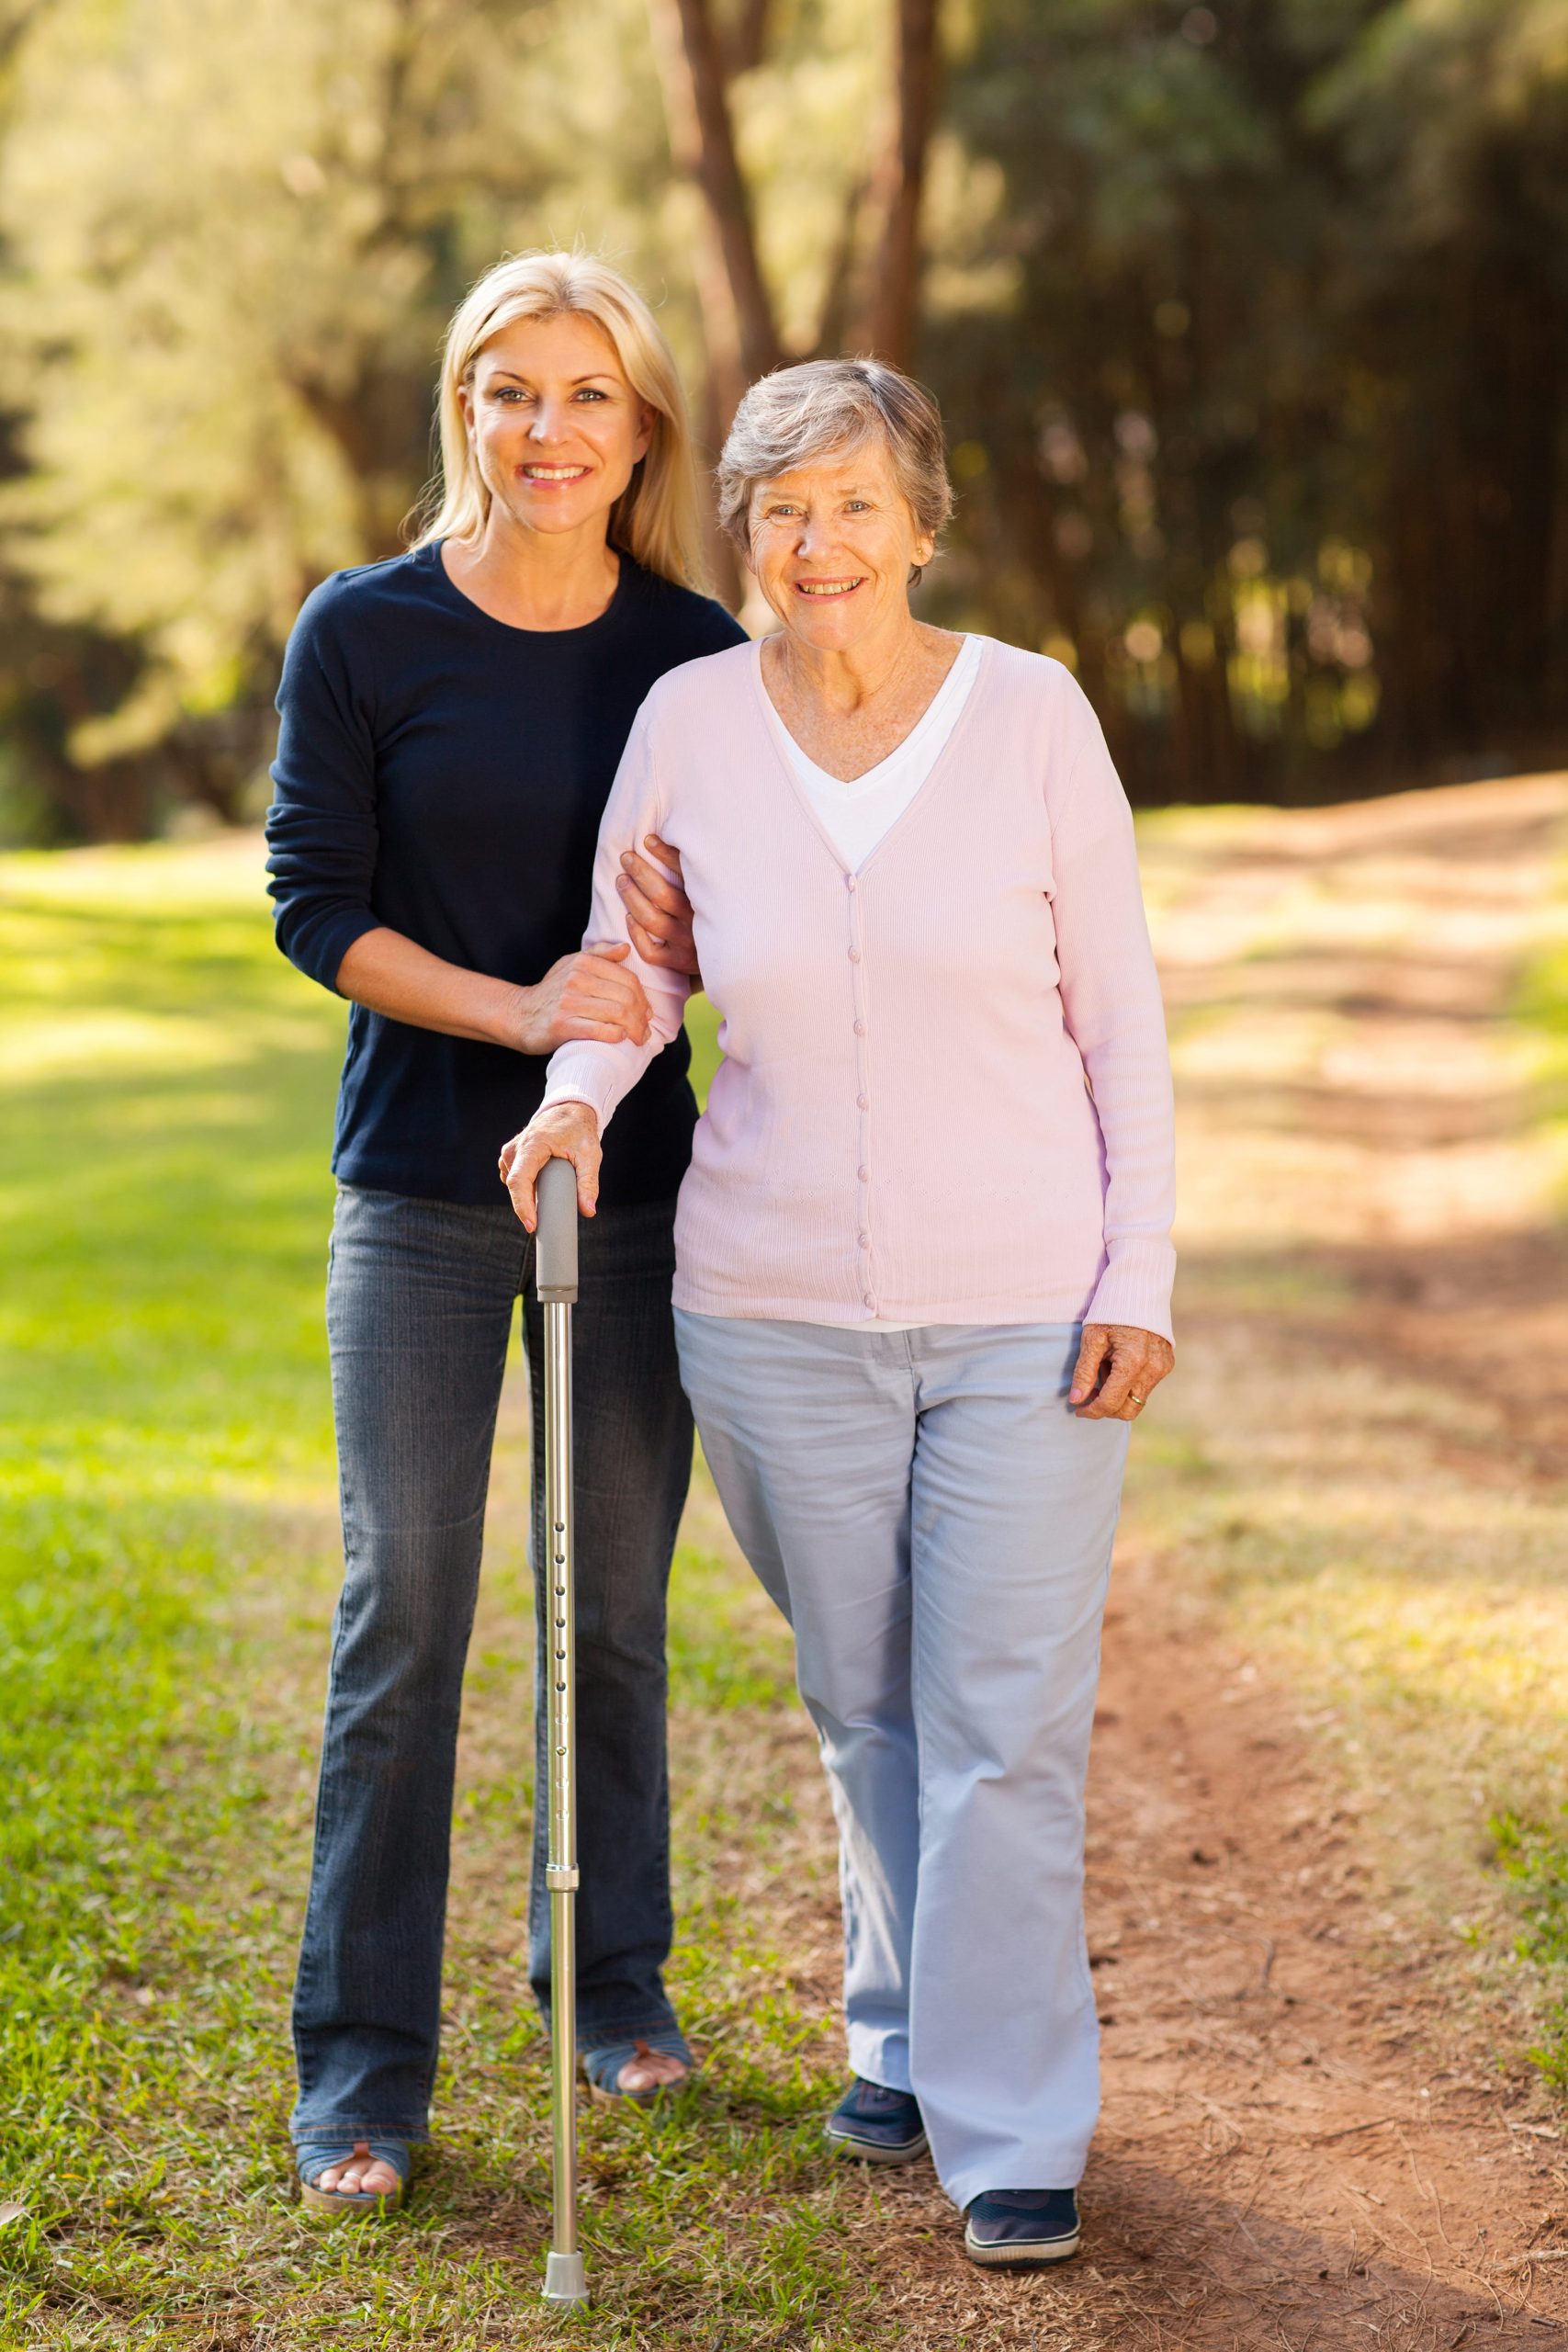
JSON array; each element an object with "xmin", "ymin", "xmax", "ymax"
[{"xmin": 542, "ymin": 637, "xmax": 1177, "ymax": 1340}]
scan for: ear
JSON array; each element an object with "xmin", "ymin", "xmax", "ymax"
[
  {"xmin": 633, "ymin": 401, "xmax": 656, "ymax": 464},
  {"xmin": 457, "ymin": 379, "xmax": 478, "ymax": 447},
  {"xmin": 910, "ymin": 528, "xmax": 935, "ymax": 573}
]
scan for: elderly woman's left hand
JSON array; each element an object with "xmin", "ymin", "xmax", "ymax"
[
  {"xmin": 1069, "ymin": 1324, "xmax": 1174, "ymax": 1420},
  {"xmin": 616, "ymin": 833, "xmax": 700, "ymax": 982}
]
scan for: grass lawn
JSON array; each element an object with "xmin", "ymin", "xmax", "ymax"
[{"xmin": 0, "ymin": 837, "xmax": 865, "ymax": 2347}]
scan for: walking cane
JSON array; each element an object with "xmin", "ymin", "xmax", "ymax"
[{"xmin": 536, "ymin": 1156, "xmax": 590, "ymax": 2311}]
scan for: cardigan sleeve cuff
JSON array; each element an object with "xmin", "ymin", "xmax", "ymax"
[
  {"xmin": 1084, "ymin": 1237, "xmax": 1176, "ymax": 1344},
  {"xmin": 536, "ymin": 1041, "xmax": 649, "ymax": 1133}
]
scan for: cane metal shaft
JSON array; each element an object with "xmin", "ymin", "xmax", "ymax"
[
  {"xmin": 544, "ymin": 1296, "xmax": 579, "ymax": 2264},
  {"xmin": 536, "ymin": 1160, "xmax": 587, "ymax": 2310}
]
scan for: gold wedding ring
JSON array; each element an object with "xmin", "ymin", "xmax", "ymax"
[{"xmin": 1127, "ymin": 1391, "xmax": 1145, "ymax": 1407}]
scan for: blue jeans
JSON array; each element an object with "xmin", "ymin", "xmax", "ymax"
[{"xmin": 290, "ymin": 1184, "xmax": 692, "ymax": 2145}]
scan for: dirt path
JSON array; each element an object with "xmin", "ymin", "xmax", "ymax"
[{"xmin": 756, "ymin": 778, "xmax": 1568, "ymax": 2348}]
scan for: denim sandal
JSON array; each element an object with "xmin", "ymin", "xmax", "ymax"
[
  {"xmin": 581, "ymin": 2030, "xmax": 694, "ymax": 2107},
  {"xmin": 296, "ymin": 2138, "xmax": 411, "ymax": 2217}
]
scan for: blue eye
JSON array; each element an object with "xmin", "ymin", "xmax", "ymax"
[{"xmin": 575, "ymin": 388, "xmax": 608, "ymax": 401}]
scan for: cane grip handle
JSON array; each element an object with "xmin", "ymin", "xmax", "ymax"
[{"xmin": 536, "ymin": 1157, "xmax": 580, "ymax": 1303}]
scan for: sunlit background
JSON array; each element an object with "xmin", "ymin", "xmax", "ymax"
[
  {"xmin": 3, "ymin": 6, "xmax": 1568, "ymax": 2342},
  {"xmin": 2, "ymin": 0, "xmax": 1566, "ymax": 841}
]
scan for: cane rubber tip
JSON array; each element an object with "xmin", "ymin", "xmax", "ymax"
[{"xmin": 542, "ymin": 2249, "xmax": 590, "ymax": 2308}]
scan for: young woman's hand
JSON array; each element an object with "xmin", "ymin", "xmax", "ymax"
[
  {"xmin": 1068, "ymin": 1324, "xmax": 1175, "ymax": 1420},
  {"xmin": 616, "ymin": 834, "xmax": 701, "ymax": 983},
  {"xmin": 517, "ymin": 944, "xmax": 650, "ymax": 1051},
  {"xmin": 499, "ymin": 1102, "xmax": 604, "ymax": 1226}
]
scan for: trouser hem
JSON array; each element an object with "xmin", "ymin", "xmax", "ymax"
[
  {"xmin": 290, "ymin": 2120, "xmax": 431, "ymax": 2147},
  {"xmin": 847, "ymin": 2029, "xmax": 913, "ymax": 2094},
  {"xmin": 941, "ymin": 2155, "xmax": 1090, "ymax": 2213},
  {"xmin": 539, "ymin": 2009, "xmax": 683, "ymax": 2043}
]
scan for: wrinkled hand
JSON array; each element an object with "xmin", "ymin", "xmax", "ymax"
[
  {"xmin": 1069, "ymin": 1323, "xmax": 1175, "ymax": 1420},
  {"xmin": 499, "ymin": 1102, "xmax": 603, "ymax": 1227},
  {"xmin": 516, "ymin": 944, "xmax": 649, "ymax": 1053},
  {"xmin": 616, "ymin": 834, "xmax": 700, "ymax": 983}
]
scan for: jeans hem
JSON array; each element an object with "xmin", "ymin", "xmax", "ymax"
[
  {"xmin": 291, "ymin": 2120, "xmax": 432, "ymax": 2147},
  {"xmin": 542, "ymin": 2010, "xmax": 683, "ymax": 2046}
]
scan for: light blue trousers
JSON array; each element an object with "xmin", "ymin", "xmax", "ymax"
[{"xmin": 673, "ymin": 1314, "xmax": 1130, "ymax": 2211}]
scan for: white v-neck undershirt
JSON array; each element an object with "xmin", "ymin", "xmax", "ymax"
[
  {"xmin": 775, "ymin": 632, "xmax": 983, "ymax": 875},
  {"xmin": 768, "ymin": 631, "xmax": 984, "ymax": 1329}
]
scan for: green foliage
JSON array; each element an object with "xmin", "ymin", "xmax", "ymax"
[
  {"xmin": 1, "ymin": 0, "xmax": 1567, "ymax": 834},
  {"xmin": 1493, "ymin": 1812, "xmax": 1568, "ymax": 1967},
  {"xmin": 1512, "ymin": 867, "xmax": 1568, "ymax": 1207},
  {"xmin": 1491, "ymin": 1810, "xmax": 1568, "ymax": 2092},
  {"xmin": 0, "ymin": 0, "xmax": 682, "ymax": 800}
]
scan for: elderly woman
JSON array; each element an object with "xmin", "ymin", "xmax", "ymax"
[{"xmin": 501, "ymin": 359, "xmax": 1176, "ymax": 2268}]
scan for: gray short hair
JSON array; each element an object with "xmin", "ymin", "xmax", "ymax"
[{"xmin": 716, "ymin": 359, "xmax": 954, "ymax": 568}]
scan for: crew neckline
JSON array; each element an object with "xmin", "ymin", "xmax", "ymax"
[{"xmin": 422, "ymin": 539, "xmax": 637, "ymax": 639}]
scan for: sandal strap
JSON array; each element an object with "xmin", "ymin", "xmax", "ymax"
[
  {"xmin": 581, "ymin": 2030, "xmax": 694, "ymax": 2095},
  {"xmin": 296, "ymin": 2138, "xmax": 411, "ymax": 2189}
]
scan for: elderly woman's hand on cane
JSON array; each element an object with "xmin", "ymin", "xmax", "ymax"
[
  {"xmin": 1069, "ymin": 1323, "xmax": 1175, "ymax": 1420},
  {"xmin": 500, "ymin": 1102, "xmax": 604, "ymax": 1229}
]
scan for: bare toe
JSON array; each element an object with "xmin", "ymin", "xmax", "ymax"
[
  {"xmin": 617, "ymin": 2051, "xmax": 688, "ymax": 2097},
  {"xmin": 311, "ymin": 2139, "xmax": 400, "ymax": 2200}
]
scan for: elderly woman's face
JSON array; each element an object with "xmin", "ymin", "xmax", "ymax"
[{"xmin": 747, "ymin": 436, "xmax": 934, "ymax": 650}]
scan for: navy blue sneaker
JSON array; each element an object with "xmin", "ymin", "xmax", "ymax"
[
  {"xmin": 964, "ymin": 2188, "xmax": 1080, "ymax": 2267},
  {"xmin": 823, "ymin": 2077, "xmax": 928, "ymax": 2164}
]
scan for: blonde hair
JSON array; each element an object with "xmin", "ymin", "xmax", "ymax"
[
  {"xmin": 716, "ymin": 359, "xmax": 953, "ymax": 570},
  {"xmin": 411, "ymin": 251, "xmax": 708, "ymax": 590}
]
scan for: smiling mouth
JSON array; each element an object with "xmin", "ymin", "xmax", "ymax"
[
  {"xmin": 795, "ymin": 578, "xmax": 865, "ymax": 598},
  {"xmin": 521, "ymin": 464, "xmax": 591, "ymax": 482}
]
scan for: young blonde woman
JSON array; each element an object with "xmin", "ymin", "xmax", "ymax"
[{"xmin": 265, "ymin": 252, "xmax": 743, "ymax": 2213}]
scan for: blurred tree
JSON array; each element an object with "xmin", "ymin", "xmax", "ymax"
[
  {"xmin": 0, "ymin": 0, "xmax": 685, "ymax": 833},
  {"xmin": 645, "ymin": 0, "xmax": 941, "ymax": 401},
  {"xmin": 1310, "ymin": 0, "xmax": 1568, "ymax": 769},
  {"xmin": 922, "ymin": 0, "xmax": 1568, "ymax": 799},
  {"xmin": 0, "ymin": 0, "xmax": 1564, "ymax": 833},
  {"xmin": 0, "ymin": 0, "xmax": 159, "ymax": 840}
]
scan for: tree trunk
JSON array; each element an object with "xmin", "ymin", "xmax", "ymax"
[
  {"xmin": 850, "ymin": 0, "xmax": 941, "ymax": 367},
  {"xmin": 644, "ymin": 0, "xmax": 780, "ymax": 420}
]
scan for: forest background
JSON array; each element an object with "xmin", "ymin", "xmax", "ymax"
[{"xmin": 2, "ymin": 0, "xmax": 1567, "ymax": 846}]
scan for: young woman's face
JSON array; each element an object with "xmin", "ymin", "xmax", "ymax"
[
  {"xmin": 461, "ymin": 312, "xmax": 655, "ymax": 545},
  {"xmin": 747, "ymin": 435, "xmax": 933, "ymax": 652}
]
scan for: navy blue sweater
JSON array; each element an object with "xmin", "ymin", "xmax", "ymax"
[{"xmin": 265, "ymin": 544, "xmax": 745, "ymax": 1205}]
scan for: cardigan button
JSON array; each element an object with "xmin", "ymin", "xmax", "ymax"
[
  {"xmin": 858, "ymin": 1232, "xmax": 870, "ymax": 1250},
  {"xmin": 848, "ymin": 947, "xmax": 861, "ymax": 962},
  {"xmin": 845, "ymin": 874, "xmax": 857, "ymax": 891},
  {"xmin": 863, "ymin": 1293, "xmax": 876, "ymax": 1308},
  {"xmin": 857, "ymin": 1166, "xmax": 870, "ymax": 1182},
  {"xmin": 852, "ymin": 1020, "xmax": 865, "ymax": 1035},
  {"xmin": 856, "ymin": 1094, "xmax": 869, "ymax": 1111}
]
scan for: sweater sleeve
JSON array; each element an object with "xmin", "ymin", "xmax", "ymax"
[
  {"xmin": 537, "ymin": 698, "xmax": 692, "ymax": 1131},
  {"xmin": 264, "ymin": 578, "xmax": 384, "ymax": 993},
  {"xmin": 1048, "ymin": 684, "xmax": 1178, "ymax": 1342}
]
